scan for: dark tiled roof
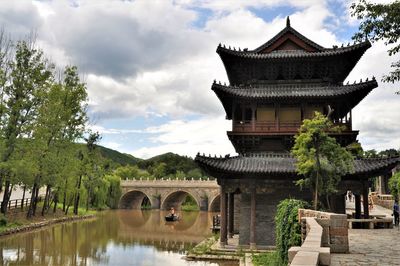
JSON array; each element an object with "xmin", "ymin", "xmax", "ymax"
[
  {"xmin": 195, "ymin": 153, "xmax": 400, "ymax": 176},
  {"xmin": 253, "ymin": 25, "xmax": 325, "ymax": 53},
  {"xmin": 212, "ymin": 79, "xmax": 378, "ymax": 99},
  {"xmin": 217, "ymin": 41, "xmax": 371, "ymax": 59}
]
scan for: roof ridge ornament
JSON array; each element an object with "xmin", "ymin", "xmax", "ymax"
[{"xmin": 286, "ymin": 16, "xmax": 290, "ymax": 27}]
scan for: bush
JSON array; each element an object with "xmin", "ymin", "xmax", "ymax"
[
  {"xmin": 0, "ymin": 215, "xmax": 7, "ymax": 226},
  {"xmin": 252, "ymin": 251, "xmax": 284, "ymax": 266},
  {"xmin": 275, "ymin": 198, "xmax": 308, "ymax": 264},
  {"xmin": 389, "ymin": 172, "xmax": 400, "ymax": 200}
]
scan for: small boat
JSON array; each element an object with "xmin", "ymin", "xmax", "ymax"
[{"xmin": 165, "ymin": 214, "xmax": 179, "ymax": 222}]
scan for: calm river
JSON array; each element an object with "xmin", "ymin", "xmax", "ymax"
[{"xmin": 0, "ymin": 210, "xmax": 238, "ymax": 266}]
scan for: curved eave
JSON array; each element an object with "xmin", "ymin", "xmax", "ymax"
[
  {"xmin": 253, "ymin": 26, "xmax": 325, "ymax": 53},
  {"xmin": 216, "ymin": 41, "xmax": 371, "ymax": 60},
  {"xmin": 211, "ymin": 80, "xmax": 378, "ymax": 119},
  {"xmin": 195, "ymin": 154, "xmax": 400, "ymax": 179}
]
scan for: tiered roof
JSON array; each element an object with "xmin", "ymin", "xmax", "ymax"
[
  {"xmin": 217, "ymin": 41, "xmax": 370, "ymax": 59},
  {"xmin": 196, "ymin": 153, "xmax": 400, "ymax": 178},
  {"xmin": 217, "ymin": 18, "xmax": 371, "ymax": 85},
  {"xmin": 212, "ymin": 79, "xmax": 378, "ymax": 119}
]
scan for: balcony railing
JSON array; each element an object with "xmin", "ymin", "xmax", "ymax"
[{"xmin": 232, "ymin": 120, "xmax": 351, "ymax": 133}]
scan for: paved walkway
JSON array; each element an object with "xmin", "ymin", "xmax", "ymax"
[
  {"xmin": 331, "ymin": 199, "xmax": 399, "ymax": 265},
  {"xmin": 331, "ymin": 227, "xmax": 400, "ymax": 265}
]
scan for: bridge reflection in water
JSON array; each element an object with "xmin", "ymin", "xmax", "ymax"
[{"xmin": 0, "ymin": 210, "xmax": 237, "ymax": 266}]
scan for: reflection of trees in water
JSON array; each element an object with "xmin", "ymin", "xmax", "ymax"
[
  {"xmin": 0, "ymin": 210, "xmax": 217, "ymax": 265},
  {"xmin": 0, "ymin": 218, "xmax": 114, "ymax": 265}
]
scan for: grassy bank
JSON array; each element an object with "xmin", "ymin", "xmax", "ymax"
[
  {"xmin": 181, "ymin": 204, "xmax": 199, "ymax": 211},
  {"xmin": 0, "ymin": 204, "xmax": 97, "ymax": 235}
]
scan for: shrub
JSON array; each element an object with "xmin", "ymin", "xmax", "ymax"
[
  {"xmin": 275, "ymin": 198, "xmax": 308, "ymax": 264},
  {"xmin": 252, "ymin": 251, "xmax": 284, "ymax": 266},
  {"xmin": 0, "ymin": 215, "xmax": 7, "ymax": 226}
]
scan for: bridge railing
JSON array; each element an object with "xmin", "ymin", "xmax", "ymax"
[
  {"xmin": 120, "ymin": 177, "xmax": 219, "ymax": 188},
  {"xmin": 121, "ymin": 177, "xmax": 215, "ymax": 182}
]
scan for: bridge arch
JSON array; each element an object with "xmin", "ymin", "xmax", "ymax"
[
  {"xmin": 161, "ymin": 190, "xmax": 199, "ymax": 211},
  {"xmin": 209, "ymin": 194, "xmax": 220, "ymax": 212},
  {"xmin": 119, "ymin": 190, "xmax": 153, "ymax": 209}
]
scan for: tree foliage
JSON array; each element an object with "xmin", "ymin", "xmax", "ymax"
[
  {"xmin": 389, "ymin": 171, "xmax": 400, "ymax": 201},
  {"xmin": 275, "ymin": 199, "xmax": 308, "ymax": 265},
  {"xmin": 351, "ymin": 0, "xmax": 400, "ymax": 91},
  {"xmin": 0, "ymin": 33, "xmax": 121, "ymax": 217},
  {"xmin": 292, "ymin": 112, "xmax": 354, "ymax": 210}
]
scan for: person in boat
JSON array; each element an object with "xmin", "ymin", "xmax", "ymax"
[{"xmin": 170, "ymin": 207, "xmax": 175, "ymax": 217}]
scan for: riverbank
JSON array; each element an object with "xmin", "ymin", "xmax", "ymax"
[
  {"xmin": 0, "ymin": 213, "xmax": 97, "ymax": 237},
  {"xmin": 0, "ymin": 206, "xmax": 98, "ymax": 237}
]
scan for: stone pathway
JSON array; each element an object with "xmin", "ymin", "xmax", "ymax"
[
  {"xmin": 331, "ymin": 227, "xmax": 400, "ymax": 265},
  {"xmin": 330, "ymin": 198, "xmax": 400, "ymax": 265}
]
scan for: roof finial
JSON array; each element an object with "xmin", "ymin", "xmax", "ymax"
[{"xmin": 286, "ymin": 16, "xmax": 290, "ymax": 27}]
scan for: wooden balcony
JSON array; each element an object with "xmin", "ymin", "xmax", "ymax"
[{"xmin": 232, "ymin": 120, "xmax": 351, "ymax": 133}]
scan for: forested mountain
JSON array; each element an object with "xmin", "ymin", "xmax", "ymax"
[
  {"xmin": 96, "ymin": 145, "xmax": 142, "ymax": 166},
  {"xmin": 107, "ymin": 151, "xmax": 210, "ymax": 180}
]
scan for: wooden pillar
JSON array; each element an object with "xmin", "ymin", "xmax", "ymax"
[
  {"xmin": 383, "ymin": 173, "xmax": 390, "ymax": 195},
  {"xmin": 232, "ymin": 102, "xmax": 236, "ymax": 129},
  {"xmin": 220, "ymin": 187, "xmax": 227, "ymax": 247},
  {"xmin": 349, "ymin": 109, "xmax": 352, "ymax": 130},
  {"xmin": 362, "ymin": 182, "xmax": 369, "ymax": 219},
  {"xmin": 355, "ymin": 194, "xmax": 361, "ymax": 219},
  {"xmin": 251, "ymin": 105, "xmax": 256, "ymax": 131},
  {"xmin": 275, "ymin": 103, "xmax": 280, "ymax": 131},
  {"xmin": 250, "ymin": 183, "xmax": 256, "ymax": 249},
  {"xmin": 228, "ymin": 193, "xmax": 234, "ymax": 238}
]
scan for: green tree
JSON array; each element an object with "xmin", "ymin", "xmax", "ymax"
[
  {"xmin": 292, "ymin": 112, "xmax": 354, "ymax": 210},
  {"xmin": 1, "ymin": 40, "xmax": 53, "ymax": 214},
  {"xmin": 114, "ymin": 165, "xmax": 140, "ymax": 180},
  {"xmin": 275, "ymin": 199, "xmax": 308, "ymax": 264},
  {"xmin": 364, "ymin": 149, "xmax": 377, "ymax": 158},
  {"xmin": 351, "ymin": 0, "xmax": 400, "ymax": 91},
  {"xmin": 27, "ymin": 65, "xmax": 87, "ymax": 217},
  {"xmin": 346, "ymin": 142, "xmax": 364, "ymax": 158},
  {"xmin": 104, "ymin": 174, "xmax": 121, "ymax": 209},
  {"xmin": 389, "ymin": 171, "xmax": 400, "ymax": 201},
  {"xmin": 149, "ymin": 162, "xmax": 166, "ymax": 179}
]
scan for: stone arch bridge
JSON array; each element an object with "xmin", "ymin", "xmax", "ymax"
[{"xmin": 119, "ymin": 179, "xmax": 220, "ymax": 211}]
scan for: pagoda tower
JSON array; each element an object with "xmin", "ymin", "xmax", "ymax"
[{"xmin": 196, "ymin": 18, "xmax": 400, "ymax": 249}]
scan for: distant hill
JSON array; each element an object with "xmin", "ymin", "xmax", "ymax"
[
  {"xmin": 94, "ymin": 147, "xmax": 206, "ymax": 177},
  {"xmin": 137, "ymin": 152, "xmax": 199, "ymax": 176},
  {"xmin": 97, "ymin": 145, "xmax": 142, "ymax": 166}
]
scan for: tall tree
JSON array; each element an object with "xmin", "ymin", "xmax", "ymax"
[
  {"xmin": 1, "ymin": 40, "xmax": 53, "ymax": 214},
  {"xmin": 351, "ymin": 0, "xmax": 400, "ymax": 92},
  {"xmin": 28, "ymin": 66, "xmax": 88, "ymax": 217},
  {"xmin": 292, "ymin": 112, "xmax": 354, "ymax": 210}
]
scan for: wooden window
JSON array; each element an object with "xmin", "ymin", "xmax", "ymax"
[
  {"xmin": 304, "ymin": 106, "xmax": 323, "ymax": 119},
  {"xmin": 257, "ymin": 107, "xmax": 275, "ymax": 122},
  {"xmin": 279, "ymin": 107, "xmax": 301, "ymax": 122}
]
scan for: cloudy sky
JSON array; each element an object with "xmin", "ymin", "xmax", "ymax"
[{"xmin": 1, "ymin": 0, "xmax": 398, "ymax": 159}]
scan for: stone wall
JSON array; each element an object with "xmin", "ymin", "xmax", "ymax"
[
  {"xmin": 289, "ymin": 208, "xmax": 349, "ymax": 266},
  {"xmin": 237, "ymin": 184, "xmax": 312, "ymax": 247},
  {"xmin": 297, "ymin": 209, "xmax": 349, "ymax": 253},
  {"xmin": 289, "ymin": 217, "xmax": 330, "ymax": 266}
]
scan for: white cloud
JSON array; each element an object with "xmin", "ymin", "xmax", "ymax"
[
  {"xmin": 1, "ymin": 0, "xmax": 399, "ymax": 157},
  {"xmin": 131, "ymin": 116, "xmax": 235, "ymax": 159}
]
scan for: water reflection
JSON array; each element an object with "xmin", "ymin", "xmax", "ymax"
[{"xmin": 0, "ymin": 210, "xmax": 238, "ymax": 266}]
